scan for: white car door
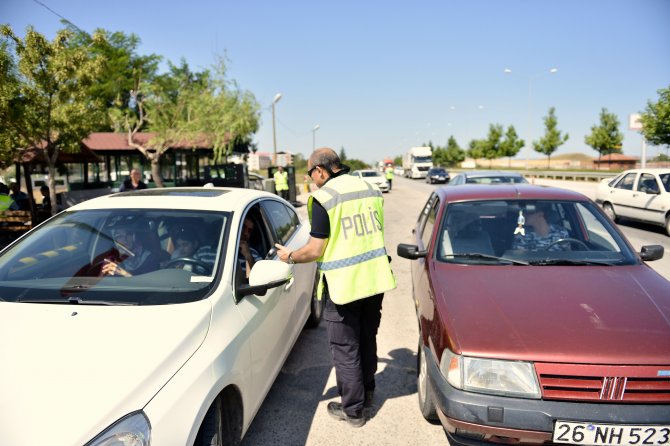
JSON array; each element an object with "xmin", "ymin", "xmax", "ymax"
[
  {"xmin": 636, "ymin": 173, "xmax": 666, "ymax": 225},
  {"xmin": 607, "ymin": 172, "xmax": 639, "ymax": 219},
  {"xmin": 233, "ymin": 204, "xmax": 293, "ymax": 415},
  {"xmin": 261, "ymin": 200, "xmax": 314, "ymax": 333}
]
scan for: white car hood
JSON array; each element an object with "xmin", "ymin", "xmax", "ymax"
[{"xmin": 0, "ymin": 300, "xmax": 211, "ymax": 446}]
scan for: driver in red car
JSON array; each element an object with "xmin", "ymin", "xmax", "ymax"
[{"xmin": 512, "ymin": 203, "xmax": 569, "ymax": 251}]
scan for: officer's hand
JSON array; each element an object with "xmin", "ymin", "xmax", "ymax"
[{"xmin": 274, "ymin": 243, "xmax": 290, "ymax": 263}]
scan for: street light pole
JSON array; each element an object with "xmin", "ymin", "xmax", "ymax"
[
  {"xmin": 504, "ymin": 68, "xmax": 557, "ymax": 169},
  {"xmin": 312, "ymin": 124, "xmax": 320, "ymax": 152},
  {"xmin": 272, "ymin": 93, "xmax": 282, "ymax": 165}
]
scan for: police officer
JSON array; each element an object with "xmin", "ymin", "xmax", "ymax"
[
  {"xmin": 275, "ymin": 148, "xmax": 396, "ymax": 428},
  {"xmin": 0, "ymin": 182, "xmax": 18, "ymax": 211},
  {"xmin": 385, "ymin": 165, "xmax": 394, "ymax": 191},
  {"xmin": 273, "ymin": 165, "xmax": 289, "ymax": 200}
]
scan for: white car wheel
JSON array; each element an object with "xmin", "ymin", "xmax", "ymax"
[{"xmin": 603, "ymin": 203, "xmax": 618, "ymax": 223}]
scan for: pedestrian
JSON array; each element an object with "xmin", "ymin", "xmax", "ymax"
[
  {"xmin": 274, "ymin": 147, "xmax": 396, "ymax": 428},
  {"xmin": 9, "ymin": 182, "xmax": 30, "ymax": 210},
  {"xmin": 273, "ymin": 165, "xmax": 289, "ymax": 201},
  {"xmin": 385, "ymin": 165, "xmax": 394, "ymax": 191},
  {"xmin": 120, "ymin": 168, "xmax": 148, "ymax": 192},
  {"xmin": 39, "ymin": 185, "xmax": 51, "ymax": 212}
]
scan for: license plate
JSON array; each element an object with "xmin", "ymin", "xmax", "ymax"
[{"xmin": 553, "ymin": 421, "xmax": 670, "ymax": 445}]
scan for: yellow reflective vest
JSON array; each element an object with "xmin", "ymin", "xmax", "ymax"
[
  {"xmin": 385, "ymin": 167, "xmax": 394, "ymax": 180},
  {"xmin": 0, "ymin": 194, "xmax": 15, "ymax": 211},
  {"xmin": 308, "ymin": 174, "xmax": 396, "ymax": 304},
  {"xmin": 274, "ymin": 170, "xmax": 289, "ymax": 191}
]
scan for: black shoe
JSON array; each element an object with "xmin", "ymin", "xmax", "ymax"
[
  {"xmin": 364, "ymin": 390, "xmax": 374, "ymax": 408},
  {"xmin": 327, "ymin": 402, "xmax": 366, "ymax": 428}
]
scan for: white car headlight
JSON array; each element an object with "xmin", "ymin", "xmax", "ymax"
[
  {"xmin": 86, "ymin": 411, "xmax": 151, "ymax": 446},
  {"xmin": 440, "ymin": 350, "xmax": 540, "ymax": 399}
]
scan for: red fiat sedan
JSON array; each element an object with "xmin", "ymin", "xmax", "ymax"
[{"xmin": 398, "ymin": 184, "xmax": 670, "ymax": 446}]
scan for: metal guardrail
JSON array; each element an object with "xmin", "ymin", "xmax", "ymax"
[{"xmin": 522, "ymin": 170, "xmax": 617, "ymax": 182}]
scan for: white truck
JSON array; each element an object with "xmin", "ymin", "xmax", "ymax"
[{"xmin": 402, "ymin": 146, "xmax": 433, "ymax": 179}]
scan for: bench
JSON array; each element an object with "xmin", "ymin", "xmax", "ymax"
[{"xmin": 0, "ymin": 210, "xmax": 34, "ymax": 233}]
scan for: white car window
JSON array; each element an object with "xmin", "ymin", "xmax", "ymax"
[
  {"xmin": 614, "ymin": 173, "xmax": 636, "ymax": 190},
  {"xmin": 637, "ymin": 173, "xmax": 660, "ymax": 194}
]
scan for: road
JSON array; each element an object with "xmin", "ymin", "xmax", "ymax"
[{"xmin": 241, "ymin": 176, "xmax": 670, "ymax": 445}]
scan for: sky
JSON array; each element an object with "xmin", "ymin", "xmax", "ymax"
[{"xmin": 3, "ymin": 0, "xmax": 670, "ymax": 165}]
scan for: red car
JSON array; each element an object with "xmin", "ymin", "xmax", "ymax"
[{"xmin": 398, "ymin": 184, "xmax": 670, "ymax": 446}]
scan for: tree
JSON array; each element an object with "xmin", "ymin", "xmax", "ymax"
[
  {"xmin": 339, "ymin": 147, "xmax": 347, "ymax": 161},
  {"xmin": 467, "ymin": 139, "xmax": 486, "ymax": 160},
  {"xmin": 433, "ymin": 136, "xmax": 465, "ymax": 167},
  {"xmin": 0, "ymin": 25, "xmax": 106, "ymax": 215},
  {"xmin": 111, "ymin": 57, "xmax": 260, "ymax": 186},
  {"xmin": 534, "ymin": 107, "xmax": 569, "ymax": 168},
  {"xmin": 346, "ymin": 158, "xmax": 369, "ymax": 170},
  {"xmin": 393, "ymin": 155, "xmax": 402, "ymax": 166},
  {"xmin": 584, "ymin": 107, "xmax": 623, "ymax": 167},
  {"xmin": 640, "ymin": 85, "xmax": 670, "ymax": 155},
  {"xmin": 66, "ymin": 25, "xmax": 161, "ymax": 131},
  {"xmin": 499, "ymin": 125, "xmax": 524, "ymax": 167},
  {"xmin": 482, "ymin": 124, "xmax": 504, "ymax": 167}
]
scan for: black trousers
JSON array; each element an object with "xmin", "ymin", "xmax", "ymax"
[{"xmin": 325, "ymin": 292, "xmax": 384, "ymax": 417}]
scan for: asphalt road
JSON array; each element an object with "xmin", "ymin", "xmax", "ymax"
[{"xmin": 241, "ymin": 176, "xmax": 670, "ymax": 445}]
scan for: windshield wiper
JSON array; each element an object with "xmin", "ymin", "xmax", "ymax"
[
  {"xmin": 443, "ymin": 253, "xmax": 529, "ymax": 265},
  {"xmin": 17, "ymin": 296, "xmax": 136, "ymax": 305},
  {"xmin": 528, "ymin": 258, "xmax": 614, "ymax": 266}
]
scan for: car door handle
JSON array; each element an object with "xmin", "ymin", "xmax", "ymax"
[{"xmin": 284, "ymin": 276, "xmax": 294, "ymax": 291}]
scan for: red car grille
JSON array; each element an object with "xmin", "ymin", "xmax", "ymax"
[{"xmin": 535, "ymin": 363, "xmax": 670, "ymax": 403}]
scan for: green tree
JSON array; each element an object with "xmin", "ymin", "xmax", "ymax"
[
  {"xmin": 534, "ymin": 107, "xmax": 569, "ymax": 168},
  {"xmin": 393, "ymin": 155, "xmax": 402, "ymax": 166},
  {"xmin": 0, "ymin": 25, "xmax": 106, "ymax": 214},
  {"xmin": 640, "ymin": 85, "xmax": 670, "ymax": 155},
  {"xmin": 339, "ymin": 147, "xmax": 347, "ymax": 161},
  {"xmin": 65, "ymin": 25, "xmax": 161, "ymax": 131},
  {"xmin": 500, "ymin": 125, "xmax": 525, "ymax": 167},
  {"xmin": 482, "ymin": 124, "xmax": 504, "ymax": 167},
  {"xmin": 111, "ymin": 57, "xmax": 259, "ymax": 186},
  {"xmin": 346, "ymin": 159, "xmax": 369, "ymax": 170},
  {"xmin": 584, "ymin": 107, "xmax": 623, "ymax": 166},
  {"xmin": 467, "ymin": 139, "xmax": 486, "ymax": 160},
  {"xmin": 433, "ymin": 136, "xmax": 465, "ymax": 167}
]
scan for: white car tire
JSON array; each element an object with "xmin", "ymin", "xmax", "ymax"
[{"xmin": 603, "ymin": 203, "xmax": 618, "ymax": 223}]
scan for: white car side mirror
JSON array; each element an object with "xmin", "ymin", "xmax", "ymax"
[{"xmin": 249, "ymin": 260, "xmax": 292, "ymax": 287}]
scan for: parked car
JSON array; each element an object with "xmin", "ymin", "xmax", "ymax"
[
  {"xmin": 248, "ymin": 171, "xmax": 267, "ymax": 191},
  {"xmin": 351, "ymin": 169, "xmax": 390, "ymax": 192},
  {"xmin": 425, "ymin": 167, "xmax": 450, "ymax": 184},
  {"xmin": 595, "ymin": 168, "xmax": 670, "ymax": 236},
  {"xmin": 398, "ymin": 184, "xmax": 670, "ymax": 446},
  {"xmin": 0, "ymin": 187, "xmax": 322, "ymax": 446},
  {"xmin": 448, "ymin": 170, "xmax": 527, "ymax": 185}
]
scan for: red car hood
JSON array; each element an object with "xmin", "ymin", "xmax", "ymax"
[{"xmin": 431, "ymin": 263, "xmax": 670, "ymax": 364}]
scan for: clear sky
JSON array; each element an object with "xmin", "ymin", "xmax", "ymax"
[{"xmin": 3, "ymin": 0, "xmax": 669, "ymax": 164}]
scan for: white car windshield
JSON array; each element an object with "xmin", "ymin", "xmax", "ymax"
[
  {"xmin": 0, "ymin": 209, "xmax": 229, "ymax": 305},
  {"xmin": 361, "ymin": 171, "xmax": 381, "ymax": 178}
]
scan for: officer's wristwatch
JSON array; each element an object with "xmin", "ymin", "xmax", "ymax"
[{"xmin": 288, "ymin": 252, "xmax": 296, "ymax": 264}]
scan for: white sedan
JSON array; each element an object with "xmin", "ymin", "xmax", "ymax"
[
  {"xmin": 595, "ymin": 168, "xmax": 670, "ymax": 236},
  {"xmin": 0, "ymin": 187, "xmax": 321, "ymax": 445},
  {"xmin": 351, "ymin": 169, "xmax": 390, "ymax": 192}
]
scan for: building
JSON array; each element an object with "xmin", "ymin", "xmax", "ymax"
[{"xmin": 592, "ymin": 153, "xmax": 638, "ymax": 170}]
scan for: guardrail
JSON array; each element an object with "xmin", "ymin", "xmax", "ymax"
[{"xmin": 522, "ymin": 170, "xmax": 617, "ymax": 182}]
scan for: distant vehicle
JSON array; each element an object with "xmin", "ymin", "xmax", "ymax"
[
  {"xmin": 394, "ymin": 166, "xmax": 404, "ymax": 176},
  {"xmin": 448, "ymin": 170, "xmax": 528, "ymax": 186},
  {"xmin": 0, "ymin": 187, "xmax": 321, "ymax": 445},
  {"xmin": 248, "ymin": 171, "xmax": 266, "ymax": 191},
  {"xmin": 351, "ymin": 169, "xmax": 390, "ymax": 192},
  {"xmin": 425, "ymin": 167, "xmax": 449, "ymax": 184},
  {"xmin": 595, "ymin": 168, "xmax": 670, "ymax": 236},
  {"xmin": 398, "ymin": 184, "xmax": 669, "ymax": 446},
  {"xmin": 402, "ymin": 146, "xmax": 433, "ymax": 179}
]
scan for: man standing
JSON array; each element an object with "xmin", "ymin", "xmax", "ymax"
[
  {"xmin": 273, "ymin": 165, "xmax": 289, "ymax": 201},
  {"xmin": 385, "ymin": 165, "xmax": 394, "ymax": 191},
  {"xmin": 120, "ymin": 168, "xmax": 148, "ymax": 192},
  {"xmin": 275, "ymin": 148, "xmax": 396, "ymax": 428}
]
